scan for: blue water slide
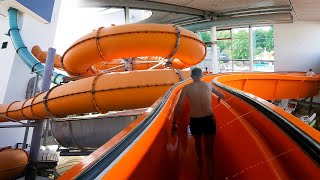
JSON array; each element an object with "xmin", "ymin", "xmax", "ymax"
[{"xmin": 8, "ymin": 8, "xmax": 67, "ymax": 84}]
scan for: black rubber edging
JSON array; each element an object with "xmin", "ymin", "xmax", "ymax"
[
  {"xmin": 76, "ymin": 80, "xmax": 187, "ymax": 180},
  {"xmin": 212, "ymin": 78, "xmax": 320, "ymax": 165}
]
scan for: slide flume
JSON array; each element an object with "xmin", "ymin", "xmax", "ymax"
[
  {"xmin": 0, "ymin": 70, "xmax": 190, "ymax": 122},
  {"xmin": 59, "ymin": 73, "xmax": 320, "ymax": 179},
  {"xmin": 8, "ymin": 8, "xmax": 66, "ymax": 84}
]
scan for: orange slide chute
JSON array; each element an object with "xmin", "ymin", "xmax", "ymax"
[
  {"xmin": 216, "ymin": 73, "xmax": 319, "ymax": 100},
  {"xmin": 32, "ymin": 46, "xmax": 167, "ymax": 74},
  {"xmin": 33, "ymin": 24, "xmax": 206, "ymax": 76},
  {"xmin": 0, "ymin": 70, "xmax": 190, "ymax": 122},
  {"xmin": 59, "ymin": 73, "xmax": 320, "ymax": 179}
]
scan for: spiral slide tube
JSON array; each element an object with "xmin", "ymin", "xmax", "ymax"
[
  {"xmin": 8, "ymin": 8, "xmax": 67, "ymax": 84},
  {"xmin": 59, "ymin": 73, "xmax": 320, "ymax": 179}
]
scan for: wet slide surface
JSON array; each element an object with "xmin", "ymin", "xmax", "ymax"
[{"xmin": 59, "ymin": 73, "xmax": 320, "ymax": 180}]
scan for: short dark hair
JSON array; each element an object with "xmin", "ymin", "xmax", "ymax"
[
  {"xmin": 309, "ymin": 68, "xmax": 313, "ymax": 71},
  {"xmin": 191, "ymin": 67, "xmax": 202, "ymax": 79}
]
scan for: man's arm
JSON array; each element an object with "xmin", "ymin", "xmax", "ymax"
[
  {"xmin": 211, "ymin": 85, "xmax": 225, "ymax": 102},
  {"xmin": 173, "ymin": 87, "xmax": 187, "ymax": 123}
]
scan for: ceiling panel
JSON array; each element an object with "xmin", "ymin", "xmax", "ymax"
[
  {"xmin": 139, "ymin": 11, "xmax": 196, "ymax": 23},
  {"xmin": 148, "ymin": 0, "xmax": 289, "ymax": 12},
  {"xmin": 290, "ymin": 0, "xmax": 320, "ymax": 20}
]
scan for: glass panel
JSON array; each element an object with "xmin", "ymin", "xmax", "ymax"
[
  {"xmin": 219, "ymin": 60, "xmax": 232, "ymax": 73},
  {"xmin": 196, "ymin": 31, "xmax": 211, "ymax": 44},
  {"xmin": 253, "ymin": 26, "xmax": 274, "ymax": 60},
  {"xmin": 233, "ymin": 60, "xmax": 249, "ymax": 72},
  {"xmin": 231, "ymin": 28, "xmax": 249, "ymax": 60},
  {"xmin": 253, "ymin": 60, "xmax": 274, "ymax": 72},
  {"xmin": 232, "ymin": 28, "xmax": 249, "ymax": 39},
  {"xmin": 217, "ymin": 30, "xmax": 231, "ymax": 39},
  {"xmin": 198, "ymin": 47, "xmax": 212, "ymax": 72},
  {"xmin": 252, "ymin": 26, "xmax": 274, "ymax": 72},
  {"xmin": 217, "ymin": 40, "xmax": 231, "ymax": 60},
  {"xmin": 232, "ymin": 43, "xmax": 249, "ymax": 60},
  {"xmin": 198, "ymin": 26, "xmax": 274, "ymax": 73}
]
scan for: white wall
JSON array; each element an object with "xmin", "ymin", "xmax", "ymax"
[
  {"xmin": 54, "ymin": 4, "xmax": 152, "ymax": 54},
  {"xmin": 0, "ymin": 15, "xmax": 17, "ymax": 103},
  {"xmin": 0, "ymin": 0, "xmax": 61, "ymax": 148},
  {"xmin": 3, "ymin": 0, "xmax": 61, "ymax": 104},
  {"xmin": 274, "ymin": 21, "xmax": 320, "ymax": 72}
]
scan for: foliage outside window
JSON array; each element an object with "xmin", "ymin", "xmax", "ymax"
[{"xmin": 196, "ymin": 26, "xmax": 274, "ymax": 72}]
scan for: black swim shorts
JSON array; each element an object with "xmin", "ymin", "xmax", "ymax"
[{"xmin": 190, "ymin": 115, "xmax": 216, "ymax": 136}]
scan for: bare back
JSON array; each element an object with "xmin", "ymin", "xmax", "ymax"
[{"xmin": 185, "ymin": 81, "xmax": 213, "ymax": 118}]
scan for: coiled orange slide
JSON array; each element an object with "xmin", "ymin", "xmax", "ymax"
[
  {"xmin": 32, "ymin": 24, "xmax": 206, "ymax": 76},
  {"xmin": 0, "ymin": 24, "xmax": 206, "ymax": 122},
  {"xmin": 0, "ymin": 24, "xmax": 205, "ymax": 179}
]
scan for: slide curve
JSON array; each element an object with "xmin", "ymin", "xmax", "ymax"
[
  {"xmin": 1, "ymin": 8, "xmax": 319, "ymax": 179},
  {"xmin": 58, "ymin": 73, "xmax": 320, "ymax": 179}
]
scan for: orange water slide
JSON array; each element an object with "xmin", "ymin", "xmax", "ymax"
[
  {"xmin": 32, "ymin": 46, "xmax": 166, "ymax": 74},
  {"xmin": 59, "ymin": 73, "xmax": 320, "ymax": 179},
  {"xmin": 0, "ymin": 70, "xmax": 190, "ymax": 122},
  {"xmin": 33, "ymin": 24, "xmax": 206, "ymax": 76}
]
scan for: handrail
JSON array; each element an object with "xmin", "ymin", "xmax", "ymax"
[
  {"xmin": 212, "ymin": 77, "xmax": 320, "ymax": 164},
  {"xmin": 74, "ymin": 80, "xmax": 187, "ymax": 179},
  {"xmin": 0, "ymin": 114, "xmax": 37, "ymax": 128},
  {"xmin": 0, "ymin": 124, "xmax": 37, "ymax": 128}
]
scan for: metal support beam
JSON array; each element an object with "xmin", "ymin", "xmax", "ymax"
[
  {"xmin": 23, "ymin": 74, "xmax": 39, "ymax": 149},
  {"xmin": 27, "ymin": 48, "xmax": 56, "ymax": 180},
  {"xmin": 77, "ymin": 0, "xmax": 216, "ymax": 17},
  {"xmin": 309, "ymin": 96, "xmax": 313, "ymax": 115},
  {"xmin": 249, "ymin": 26, "xmax": 254, "ymax": 72},
  {"xmin": 0, "ymin": 124, "xmax": 37, "ymax": 128},
  {"xmin": 43, "ymin": 119, "xmax": 50, "ymax": 146}
]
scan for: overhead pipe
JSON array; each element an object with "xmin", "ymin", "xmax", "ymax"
[{"xmin": 8, "ymin": 8, "xmax": 67, "ymax": 84}]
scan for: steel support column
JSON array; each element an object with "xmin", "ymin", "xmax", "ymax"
[
  {"xmin": 27, "ymin": 48, "xmax": 56, "ymax": 180},
  {"xmin": 211, "ymin": 26, "xmax": 218, "ymax": 74},
  {"xmin": 22, "ymin": 74, "xmax": 39, "ymax": 149},
  {"xmin": 249, "ymin": 26, "xmax": 254, "ymax": 72}
]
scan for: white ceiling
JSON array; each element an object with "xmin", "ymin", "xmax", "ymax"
[
  {"xmin": 73, "ymin": 0, "xmax": 320, "ymax": 28},
  {"xmin": 149, "ymin": 0, "xmax": 289, "ymax": 12},
  {"xmin": 148, "ymin": 0, "xmax": 320, "ymax": 21},
  {"xmin": 290, "ymin": 0, "xmax": 320, "ymax": 21}
]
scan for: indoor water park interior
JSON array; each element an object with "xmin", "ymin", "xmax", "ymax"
[{"xmin": 0, "ymin": 0, "xmax": 319, "ymax": 179}]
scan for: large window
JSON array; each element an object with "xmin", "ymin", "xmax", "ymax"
[
  {"xmin": 252, "ymin": 26, "xmax": 274, "ymax": 72},
  {"xmin": 196, "ymin": 26, "xmax": 274, "ymax": 72},
  {"xmin": 217, "ymin": 30, "xmax": 232, "ymax": 72}
]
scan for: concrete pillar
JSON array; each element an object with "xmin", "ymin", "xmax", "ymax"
[
  {"xmin": 211, "ymin": 26, "xmax": 218, "ymax": 73},
  {"xmin": 249, "ymin": 26, "xmax": 254, "ymax": 72},
  {"xmin": 124, "ymin": 7, "xmax": 129, "ymax": 24}
]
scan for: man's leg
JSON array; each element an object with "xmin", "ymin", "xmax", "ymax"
[
  {"xmin": 194, "ymin": 135, "xmax": 203, "ymax": 167},
  {"xmin": 204, "ymin": 135, "xmax": 215, "ymax": 179}
]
